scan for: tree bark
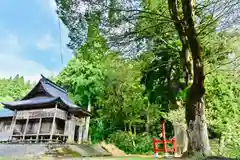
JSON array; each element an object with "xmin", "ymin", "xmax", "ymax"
[
  {"xmin": 182, "ymin": 0, "xmax": 211, "ymax": 155},
  {"xmin": 168, "ymin": 0, "xmax": 193, "ymax": 85},
  {"xmin": 168, "ymin": 0, "xmax": 211, "ymax": 155}
]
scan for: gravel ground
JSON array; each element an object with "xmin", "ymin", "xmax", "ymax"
[{"xmin": 0, "ymin": 144, "xmax": 47, "ymax": 157}]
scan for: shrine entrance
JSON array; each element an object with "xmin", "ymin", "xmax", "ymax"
[{"xmin": 74, "ymin": 125, "xmax": 79, "ymax": 142}]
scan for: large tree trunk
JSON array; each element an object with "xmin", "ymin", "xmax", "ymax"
[
  {"xmin": 186, "ymin": 89, "xmax": 211, "ymax": 155},
  {"xmin": 173, "ymin": 124, "xmax": 188, "ymax": 157},
  {"xmin": 168, "ymin": 0, "xmax": 211, "ymax": 155},
  {"xmin": 182, "ymin": 0, "xmax": 211, "ymax": 155},
  {"xmin": 168, "ymin": 0, "xmax": 193, "ymax": 85}
]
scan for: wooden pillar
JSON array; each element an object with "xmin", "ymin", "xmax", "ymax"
[
  {"xmin": 161, "ymin": 120, "xmax": 167, "ymax": 153},
  {"xmin": 81, "ymin": 124, "xmax": 85, "ymax": 143},
  {"xmin": 23, "ymin": 115, "xmax": 29, "ymax": 140},
  {"xmin": 78, "ymin": 118, "xmax": 84, "ymax": 144},
  {"xmin": 78, "ymin": 125, "xmax": 83, "ymax": 144},
  {"xmin": 9, "ymin": 109, "xmax": 17, "ymax": 141},
  {"xmin": 66, "ymin": 115, "xmax": 74, "ymax": 143},
  {"xmin": 36, "ymin": 117, "xmax": 42, "ymax": 142},
  {"xmin": 0, "ymin": 122, "xmax": 3, "ymax": 131},
  {"xmin": 50, "ymin": 103, "xmax": 58, "ymax": 141},
  {"xmin": 64, "ymin": 120, "xmax": 68, "ymax": 136}
]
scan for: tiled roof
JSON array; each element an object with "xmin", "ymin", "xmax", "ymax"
[
  {"xmin": 1, "ymin": 75, "xmax": 90, "ymax": 117},
  {"xmin": 2, "ymin": 96, "xmax": 58, "ymax": 107},
  {"xmin": 40, "ymin": 76, "xmax": 75, "ymax": 106}
]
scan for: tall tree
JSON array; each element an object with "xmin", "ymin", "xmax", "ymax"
[
  {"xmin": 55, "ymin": 0, "xmax": 240, "ymax": 155},
  {"xmin": 57, "ymin": 13, "xmax": 107, "ymax": 141}
]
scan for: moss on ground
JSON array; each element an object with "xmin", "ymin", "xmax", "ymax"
[{"xmin": 45, "ymin": 146, "xmax": 81, "ymax": 158}]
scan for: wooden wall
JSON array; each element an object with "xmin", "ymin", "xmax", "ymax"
[
  {"xmin": 65, "ymin": 115, "xmax": 85, "ymax": 143},
  {"xmin": 0, "ymin": 119, "xmax": 11, "ymax": 133},
  {"xmin": 16, "ymin": 108, "xmax": 67, "ymax": 120},
  {"xmin": 0, "ymin": 108, "xmax": 88, "ymax": 143}
]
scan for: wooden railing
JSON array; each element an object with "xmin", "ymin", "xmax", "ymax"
[
  {"xmin": 16, "ymin": 108, "xmax": 67, "ymax": 120},
  {"xmin": 153, "ymin": 138, "xmax": 176, "ymax": 153}
]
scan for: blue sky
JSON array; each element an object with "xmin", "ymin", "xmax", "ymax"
[{"xmin": 0, "ymin": 0, "xmax": 73, "ymax": 82}]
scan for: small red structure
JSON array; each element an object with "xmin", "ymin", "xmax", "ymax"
[{"xmin": 153, "ymin": 120, "xmax": 176, "ymax": 156}]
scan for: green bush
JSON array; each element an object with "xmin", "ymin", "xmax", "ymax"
[
  {"xmin": 135, "ymin": 134, "xmax": 153, "ymax": 154},
  {"xmin": 223, "ymin": 144, "xmax": 240, "ymax": 158},
  {"xmin": 107, "ymin": 131, "xmax": 134, "ymax": 153},
  {"xmin": 90, "ymin": 119, "xmax": 106, "ymax": 143},
  {"xmin": 107, "ymin": 131, "xmax": 153, "ymax": 154}
]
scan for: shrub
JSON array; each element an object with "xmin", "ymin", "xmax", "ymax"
[
  {"xmin": 90, "ymin": 119, "xmax": 106, "ymax": 144},
  {"xmin": 107, "ymin": 131, "xmax": 134, "ymax": 153},
  {"xmin": 107, "ymin": 131, "xmax": 153, "ymax": 154},
  {"xmin": 134, "ymin": 134, "xmax": 153, "ymax": 154}
]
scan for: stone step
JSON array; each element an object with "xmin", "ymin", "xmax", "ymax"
[{"xmin": 69, "ymin": 144, "xmax": 111, "ymax": 157}]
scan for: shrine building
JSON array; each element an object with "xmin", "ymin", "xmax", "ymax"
[{"xmin": 0, "ymin": 75, "xmax": 90, "ymax": 143}]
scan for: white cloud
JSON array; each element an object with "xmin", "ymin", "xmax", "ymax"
[
  {"xmin": 0, "ymin": 31, "xmax": 54, "ymax": 83},
  {"xmin": 0, "ymin": 54, "xmax": 53, "ymax": 82},
  {"xmin": 0, "ymin": 31, "xmax": 21, "ymax": 54},
  {"xmin": 38, "ymin": 0, "xmax": 74, "ymax": 64},
  {"xmin": 36, "ymin": 33, "xmax": 56, "ymax": 50}
]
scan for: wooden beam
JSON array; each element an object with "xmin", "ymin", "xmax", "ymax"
[
  {"xmin": 36, "ymin": 117, "xmax": 42, "ymax": 142},
  {"xmin": 9, "ymin": 109, "xmax": 17, "ymax": 141},
  {"xmin": 23, "ymin": 115, "xmax": 29, "ymax": 140},
  {"xmin": 50, "ymin": 103, "xmax": 58, "ymax": 141}
]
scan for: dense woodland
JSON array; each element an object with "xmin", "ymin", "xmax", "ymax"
[
  {"xmin": 0, "ymin": 0, "xmax": 240, "ymax": 158},
  {"xmin": 0, "ymin": 75, "xmax": 32, "ymax": 104}
]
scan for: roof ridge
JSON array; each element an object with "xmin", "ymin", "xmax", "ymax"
[{"xmin": 40, "ymin": 74, "xmax": 67, "ymax": 94}]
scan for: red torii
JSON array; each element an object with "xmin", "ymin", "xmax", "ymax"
[{"xmin": 153, "ymin": 120, "xmax": 176, "ymax": 157}]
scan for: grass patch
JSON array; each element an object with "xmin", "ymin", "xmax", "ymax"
[{"xmin": 120, "ymin": 158, "xmax": 155, "ymax": 160}]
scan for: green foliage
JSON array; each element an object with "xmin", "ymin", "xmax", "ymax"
[
  {"xmin": 98, "ymin": 57, "xmax": 148, "ymax": 131},
  {"xmin": 57, "ymin": 55, "xmax": 105, "ymax": 106},
  {"xmin": 0, "ymin": 96, "xmax": 14, "ymax": 108},
  {"xmin": 56, "ymin": 0, "xmax": 240, "ymax": 156},
  {"xmin": 56, "ymin": 12, "xmax": 159, "ymax": 147},
  {"xmin": 0, "ymin": 75, "xmax": 31, "ymax": 100},
  {"xmin": 90, "ymin": 118, "xmax": 106, "ymax": 143},
  {"xmin": 134, "ymin": 134, "xmax": 154, "ymax": 154},
  {"xmin": 167, "ymin": 107, "xmax": 186, "ymax": 127},
  {"xmin": 205, "ymin": 71, "xmax": 240, "ymax": 157},
  {"xmin": 107, "ymin": 131, "xmax": 134, "ymax": 153},
  {"xmin": 57, "ymin": 13, "xmax": 107, "ymax": 106},
  {"xmin": 107, "ymin": 131, "xmax": 153, "ymax": 154},
  {"xmin": 0, "ymin": 75, "xmax": 32, "ymax": 108}
]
